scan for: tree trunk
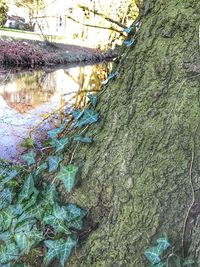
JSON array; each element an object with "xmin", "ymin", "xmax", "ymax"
[{"xmin": 65, "ymin": 0, "xmax": 200, "ymax": 265}]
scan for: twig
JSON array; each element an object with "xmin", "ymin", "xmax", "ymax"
[
  {"xmin": 181, "ymin": 122, "xmax": 199, "ymax": 255},
  {"xmin": 69, "ymin": 143, "xmax": 79, "ymax": 164},
  {"xmin": 0, "ymin": 69, "xmax": 11, "ymax": 84},
  {"xmin": 77, "ymin": 4, "xmax": 126, "ymax": 29},
  {"xmin": 66, "ymin": 15, "xmax": 124, "ymax": 33}
]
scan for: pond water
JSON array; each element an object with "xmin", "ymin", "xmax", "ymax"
[{"xmin": 0, "ymin": 62, "xmax": 112, "ymax": 162}]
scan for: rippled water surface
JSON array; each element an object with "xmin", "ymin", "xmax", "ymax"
[{"xmin": 0, "ymin": 62, "xmax": 112, "ymax": 161}]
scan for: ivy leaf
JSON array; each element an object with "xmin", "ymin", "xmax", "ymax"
[
  {"xmin": 0, "ymin": 243, "xmax": 20, "ymax": 265},
  {"xmin": 43, "ymin": 215, "xmax": 70, "ymax": 235},
  {"xmin": 43, "ymin": 239, "xmax": 62, "ymax": 266},
  {"xmin": 22, "ymin": 190, "xmax": 39, "ymax": 211},
  {"xmin": 65, "ymin": 204, "xmax": 87, "ymax": 230},
  {"xmin": 58, "ymin": 164, "xmax": 78, "ymax": 193},
  {"xmin": 21, "ymin": 137, "xmax": 35, "ymax": 148},
  {"xmin": 42, "ymin": 184, "xmax": 58, "ymax": 206},
  {"xmin": 59, "ymin": 237, "xmax": 77, "ymax": 267},
  {"xmin": 47, "ymin": 128, "xmax": 61, "ymax": 139},
  {"xmin": 73, "ymin": 135, "xmax": 94, "ymax": 143},
  {"xmin": 0, "ymin": 174, "xmax": 17, "ymax": 190},
  {"xmin": 21, "ymin": 150, "xmax": 36, "ymax": 166},
  {"xmin": 44, "ymin": 237, "xmax": 77, "ymax": 267},
  {"xmin": 123, "ymin": 39, "xmax": 135, "ymax": 47},
  {"xmin": 77, "ymin": 108, "xmax": 99, "ymax": 128},
  {"xmin": 0, "ymin": 231, "xmax": 12, "ymax": 242},
  {"xmin": 51, "ymin": 137, "xmax": 68, "ymax": 152},
  {"xmin": 102, "ymin": 71, "xmax": 118, "ymax": 85},
  {"xmin": 47, "ymin": 123, "xmax": 67, "ymax": 139},
  {"xmin": 0, "ymin": 188, "xmax": 13, "ymax": 210},
  {"xmin": 123, "ymin": 27, "xmax": 133, "ymax": 34},
  {"xmin": 17, "ymin": 203, "xmax": 44, "ymax": 223},
  {"xmin": 14, "ymin": 226, "xmax": 44, "ymax": 254},
  {"xmin": 7, "ymin": 169, "xmax": 18, "ymax": 178},
  {"xmin": 35, "ymin": 162, "xmax": 48, "ymax": 176},
  {"xmin": 13, "ymin": 217, "xmax": 36, "ymax": 235},
  {"xmin": 144, "ymin": 246, "xmax": 163, "ymax": 265},
  {"xmin": 18, "ymin": 174, "xmax": 37, "ymax": 203},
  {"xmin": 182, "ymin": 258, "xmax": 195, "ymax": 266},
  {"xmin": 48, "ymin": 155, "xmax": 63, "ymax": 173},
  {"xmin": 88, "ymin": 94, "xmax": 98, "ymax": 108},
  {"xmin": 72, "ymin": 109, "xmax": 84, "ymax": 120},
  {"xmin": 0, "ymin": 205, "xmax": 23, "ymax": 231},
  {"xmin": 0, "ymin": 169, "xmax": 19, "ymax": 189},
  {"xmin": 43, "ymin": 204, "xmax": 70, "ymax": 235},
  {"xmin": 156, "ymin": 237, "xmax": 170, "ymax": 250}
]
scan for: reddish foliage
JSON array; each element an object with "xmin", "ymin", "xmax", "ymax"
[
  {"xmin": 0, "ymin": 39, "xmax": 115, "ymax": 67},
  {"xmin": 0, "ymin": 39, "xmax": 51, "ymax": 66}
]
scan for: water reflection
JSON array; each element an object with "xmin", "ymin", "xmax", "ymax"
[{"xmin": 0, "ymin": 62, "xmax": 112, "ymax": 161}]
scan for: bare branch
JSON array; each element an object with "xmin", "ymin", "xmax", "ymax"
[
  {"xmin": 66, "ymin": 15, "xmax": 124, "ymax": 33},
  {"xmin": 77, "ymin": 4, "xmax": 126, "ymax": 29}
]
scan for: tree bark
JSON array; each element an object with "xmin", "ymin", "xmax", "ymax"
[{"xmin": 64, "ymin": 0, "xmax": 200, "ymax": 266}]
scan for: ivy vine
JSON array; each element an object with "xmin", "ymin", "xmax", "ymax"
[
  {"xmin": 0, "ymin": 93, "xmax": 100, "ymax": 266},
  {"xmin": 144, "ymin": 235, "xmax": 196, "ymax": 267}
]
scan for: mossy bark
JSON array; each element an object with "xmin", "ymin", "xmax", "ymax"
[{"xmin": 64, "ymin": 0, "xmax": 200, "ymax": 266}]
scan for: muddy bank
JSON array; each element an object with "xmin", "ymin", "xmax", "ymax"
[{"xmin": 0, "ymin": 38, "xmax": 116, "ymax": 68}]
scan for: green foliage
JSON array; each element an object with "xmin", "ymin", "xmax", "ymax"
[
  {"xmin": 72, "ymin": 109, "xmax": 84, "ymax": 120},
  {"xmin": 102, "ymin": 71, "xmax": 118, "ymax": 85},
  {"xmin": 47, "ymin": 122, "xmax": 66, "ymax": 139},
  {"xmin": 0, "ymin": 0, "xmax": 8, "ymax": 27},
  {"xmin": 65, "ymin": 203, "xmax": 87, "ymax": 230},
  {"xmin": 145, "ymin": 246, "xmax": 163, "ymax": 265},
  {"xmin": 21, "ymin": 137, "xmax": 35, "ymax": 148},
  {"xmin": 156, "ymin": 237, "xmax": 170, "ymax": 250},
  {"xmin": 88, "ymin": 94, "xmax": 98, "ymax": 108},
  {"xmin": 144, "ymin": 236, "xmax": 195, "ymax": 267},
  {"xmin": 15, "ymin": 0, "xmax": 45, "ymax": 22},
  {"xmin": 51, "ymin": 137, "xmax": 68, "ymax": 152},
  {"xmin": 73, "ymin": 135, "xmax": 94, "ymax": 143},
  {"xmin": 0, "ymin": 96, "xmax": 99, "ymax": 265},
  {"xmin": 123, "ymin": 27, "xmax": 133, "ymax": 33},
  {"xmin": 21, "ymin": 150, "xmax": 36, "ymax": 165},
  {"xmin": 76, "ymin": 108, "xmax": 99, "ymax": 128},
  {"xmin": 18, "ymin": 174, "xmax": 37, "ymax": 202},
  {"xmin": 182, "ymin": 259, "xmax": 196, "ymax": 266},
  {"xmin": 123, "ymin": 39, "xmax": 135, "ymax": 47},
  {"xmin": 58, "ymin": 164, "xmax": 78, "ymax": 192},
  {"xmin": 0, "ymin": 169, "xmax": 18, "ymax": 190},
  {"xmin": 0, "ymin": 163, "xmax": 86, "ymax": 266},
  {"xmin": 44, "ymin": 237, "xmax": 76, "ymax": 267},
  {"xmin": 48, "ymin": 155, "xmax": 63, "ymax": 173},
  {"xmin": 0, "ymin": 188, "xmax": 13, "ymax": 210},
  {"xmin": 35, "ymin": 162, "xmax": 48, "ymax": 176},
  {"xmin": 0, "ymin": 242, "xmax": 20, "ymax": 264},
  {"xmin": 14, "ymin": 226, "xmax": 44, "ymax": 254}
]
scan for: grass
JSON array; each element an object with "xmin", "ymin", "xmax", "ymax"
[{"xmin": 0, "ymin": 27, "xmax": 66, "ymax": 43}]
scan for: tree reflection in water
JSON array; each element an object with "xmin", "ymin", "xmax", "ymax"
[
  {"xmin": 0, "ymin": 62, "xmax": 112, "ymax": 114},
  {"xmin": 0, "ymin": 62, "xmax": 112, "ymax": 161}
]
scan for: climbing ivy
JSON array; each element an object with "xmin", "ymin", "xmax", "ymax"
[
  {"xmin": 0, "ymin": 93, "xmax": 99, "ymax": 266},
  {"xmin": 144, "ymin": 235, "xmax": 196, "ymax": 267}
]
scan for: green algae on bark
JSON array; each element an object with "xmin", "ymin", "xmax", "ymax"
[{"xmin": 56, "ymin": 0, "xmax": 200, "ymax": 266}]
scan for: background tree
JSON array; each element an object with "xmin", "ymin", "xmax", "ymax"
[
  {"xmin": 65, "ymin": 0, "xmax": 139, "ymax": 48},
  {"xmin": 14, "ymin": 0, "xmax": 45, "ymax": 30},
  {"xmin": 0, "ymin": 0, "xmax": 8, "ymax": 27}
]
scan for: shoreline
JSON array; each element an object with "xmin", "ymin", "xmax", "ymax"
[{"xmin": 0, "ymin": 38, "xmax": 116, "ymax": 68}]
